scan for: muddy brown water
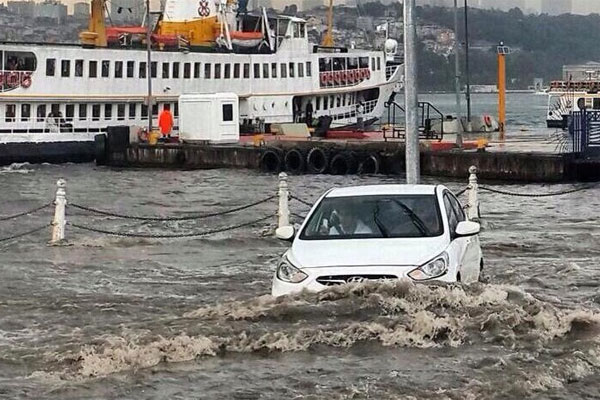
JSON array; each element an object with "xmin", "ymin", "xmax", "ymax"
[{"xmin": 0, "ymin": 162, "xmax": 599, "ymax": 399}]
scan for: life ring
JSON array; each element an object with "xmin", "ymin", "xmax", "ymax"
[
  {"xmin": 349, "ymin": 70, "xmax": 355, "ymax": 83},
  {"xmin": 326, "ymin": 72, "xmax": 333, "ymax": 84},
  {"xmin": 366, "ymin": 69, "xmax": 371, "ymax": 79},
  {"xmin": 483, "ymin": 114, "xmax": 492, "ymax": 127},
  {"xmin": 320, "ymin": 73, "xmax": 327, "ymax": 85},
  {"xmin": 334, "ymin": 71, "xmax": 341, "ymax": 83},
  {"xmin": 342, "ymin": 70, "xmax": 348, "ymax": 84},
  {"xmin": 137, "ymin": 127, "xmax": 149, "ymax": 142},
  {"xmin": 20, "ymin": 74, "xmax": 31, "ymax": 88},
  {"xmin": 6, "ymin": 72, "xmax": 19, "ymax": 88}
]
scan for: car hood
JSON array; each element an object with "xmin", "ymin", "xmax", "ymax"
[{"xmin": 289, "ymin": 236, "xmax": 448, "ymax": 269}]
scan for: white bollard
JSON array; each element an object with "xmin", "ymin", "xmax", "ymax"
[
  {"xmin": 50, "ymin": 179, "xmax": 67, "ymax": 244},
  {"xmin": 278, "ymin": 172, "xmax": 290, "ymax": 229},
  {"xmin": 467, "ymin": 165, "xmax": 479, "ymax": 221}
]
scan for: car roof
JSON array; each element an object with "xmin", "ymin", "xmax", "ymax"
[{"xmin": 325, "ymin": 184, "xmax": 440, "ymax": 198}]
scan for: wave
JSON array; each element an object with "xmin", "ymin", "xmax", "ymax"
[
  {"xmin": 47, "ymin": 281, "xmax": 600, "ymax": 391},
  {"xmin": 0, "ymin": 162, "xmax": 34, "ymax": 174}
]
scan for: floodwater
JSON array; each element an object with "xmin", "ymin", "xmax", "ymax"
[{"xmin": 1, "ymin": 93, "xmax": 599, "ymax": 399}]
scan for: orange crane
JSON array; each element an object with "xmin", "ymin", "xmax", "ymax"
[{"xmin": 322, "ymin": 0, "xmax": 334, "ymax": 47}]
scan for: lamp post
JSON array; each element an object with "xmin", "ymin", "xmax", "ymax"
[
  {"xmin": 404, "ymin": 0, "xmax": 419, "ymax": 184},
  {"xmin": 453, "ymin": 0, "xmax": 463, "ymax": 147},
  {"xmin": 145, "ymin": 0, "xmax": 153, "ymax": 135},
  {"xmin": 464, "ymin": 0, "xmax": 471, "ymax": 122}
]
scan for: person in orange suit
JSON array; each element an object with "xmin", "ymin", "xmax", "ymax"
[{"xmin": 158, "ymin": 105, "xmax": 174, "ymax": 138}]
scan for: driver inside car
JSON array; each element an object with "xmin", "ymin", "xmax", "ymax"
[{"xmin": 328, "ymin": 205, "xmax": 373, "ymax": 235}]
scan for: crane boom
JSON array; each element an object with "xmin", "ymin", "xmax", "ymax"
[{"xmin": 322, "ymin": 0, "xmax": 334, "ymax": 47}]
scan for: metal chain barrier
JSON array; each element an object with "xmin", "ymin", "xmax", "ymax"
[
  {"xmin": 479, "ymin": 183, "xmax": 599, "ymax": 198},
  {"xmin": 454, "ymin": 187, "xmax": 469, "ymax": 197},
  {"xmin": 0, "ymin": 224, "xmax": 50, "ymax": 243},
  {"xmin": 0, "ymin": 202, "xmax": 52, "ymax": 222},
  {"xmin": 289, "ymin": 195, "xmax": 314, "ymax": 207},
  {"xmin": 68, "ymin": 195, "xmax": 277, "ymax": 221},
  {"xmin": 67, "ymin": 214, "xmax": 274, "ymax": 239},
  {"xmin": 290, "ymin": 212, "xmax": 307, "ymax": 221}
]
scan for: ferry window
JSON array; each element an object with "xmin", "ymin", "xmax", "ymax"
[
  {"xmin": 66, "ymin": 104, "xmax": 74, "ymax": 121},
  {"xmin": 128, "ymin": 104, "xmax": 136, "ymax": 119},
  {"xmin": 263, "ymin": 63, "xmax": 269, "ymax": 79},
  {"xmin": 330, "ymin": 95, "xmax": 334, "ymax": 108},
  {"xmin": 162, "ymin": 62, "xmax": 169, "ymax": 78},
  {"xmin": 318, "ymin": 58, "xmax": 327, "ymax": 72},
  {"xmin": 243, "ymin": 63, "xmax": 250, "ymax": 78},
  {"xmin": 117, "ymin": 104, "xmax": 125, "ymax": 120},
  {"xmin": 594, "ymin": 98, "xmax": 600, "ymax": 110},
  {"xmin": 151, "ymin": 62, "xmax": 157, "ymax": 78},
  {"xmin": 336, "ymin": 96, "xmax": 340, "ymax": 107},
  {"xmin": 222, "ymin": 104, "xmax": 233, "ymax": 122},
  {"xmin": 141, "ymin": 104, "xmax": 148, "ymax": 118},
  {"xmin": 127, "ymin": 61, "xmax": 134, "ymax": 78},
  {"xmin": 280, "ymin": 63, "xmax": 287, "ymax": 78},
  {"xmin": 289, "ymin": 62, "xmax": 294, "ymax": 78},
  {"xmin": 359, "ymin": 57, "xmax": 369, "ymax": 68},
  {"xmin": 204, "ymin": 63, "xmax": 211, "ymax": 79},
  {"xmin": 333, "ymin": 57, "xmax": 344, "ymax": 71},
  {"xmin": 5, "ymin": 104, "xmax": 15, "ymax": 122},
  {"xmin": 271, "ymin": 63, "xmax": 277, "ymax": 78},
  {"xmin": 348, "ymin": 57, "xmax": 358, "ymax": 69},
  {"xmin": 371, "ymin": 57, "xmax": 375, "ymax": 71},
  {"xmin": 377, "ymin": 57, "xmax": 381, "ymax": 70},
  {"xmin": 115, "ymin": 61, "xmax": 123, "ymax": 78},
  {"xmin": 51, "ymin": 104, "xmax": 60, "ymax": 115},
  {"xmin": 194, "ymin": 62, "xmax": 201, "ymax": 78},
  {"xmin": 21, "ymin": 104, "xmax": 30, "ymax": 121},
  {"xmin": 293, "ymin": 23, "xmax": 301, "ymax": 38},
  {"xmin": 89, "ymin": 61, "xmax": 97, "ymax": 78},
  {"xmin": 37, "ymin": 105, "xmax": 46, "ymax": 122},
  {"xmin": 75, "ymin": 60, "xmax": 83, "ymax": 77},
  {"xmin": 61, "ymin": 60, "xmax": 70, "ymax": 77},
  {"xmin": 234, "ymin": 63, "xmax": 240, "ymax": 78},
  {"xmin": 102, "ymin": 60, "xmax": 110, "ymax": 77},
  {"xmin": 299, "ymin": 23, "xmax": 306, "ymax": 37},
  {"xmin": 173, "ymin": 62, "xmax": 180, "ymax": 78},
  {"xmin": 316, "ymin": 97, "xmax": 320, "ymax": 110},
  {"xmin": 79, "ymin": 104, "xmax": 87, "ymax": 121},
  {"xmin": 323, "ymin": 97, "xmax": 328, "ymax": 110},
  {"xmin": 4, "ymin": 51, "xmax": 36, "ymax": 71},
  {"xmin": 152, "ymin": 104, "xmax": 158, "ymax": 116},
  {"xmin": 253, "ymin": 63, "xmax": 260, "ymax": 78},
  {"xmin": 224, "ymin": 63, "xmax": 231, "ymax": 79},
  {"xmin": 278, "ymin": 20, "xmax": 289, "ymax": 36},
  {"xmin": 46, "ymin": 59, "xmax": 55, "ymax": 76},
  {"xmin": 298, "ymin": 63, "xmax": 304, "ymax": 78},
  {"xmin": 184, "ymin": 62, "xmax": 191, "ymax": 79},
  {"xmin": 139, "ymin": 62, "xmax": 146, "ymax": 78},
  {"xmin": 104, "ymin": 104, "xmax": 112, "ymax": 120},
  {"xmin": 214, "ymin": 63, "xmax": 221, "ymax": 79},
  {"xmin": 306, "ymin": 62, "xmax": 311, "ymax": 76},
  {"xmin": 92, "ymin": 104, "xmax": 100, "ymax": 121},
  {"xmin": 174, "ymin": 102, "xmax": 178, "ymax": 117}
]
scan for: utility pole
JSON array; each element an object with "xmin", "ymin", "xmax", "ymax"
[
  {"xmin": 464, "ymin": 0, "xmax": 471, "ymax": 122},
  {"xmin": 404, "ymin": 0, "xmax": 419, "ymax": 184},
  {"xmin": 145, "ymin": 0, "xmax": 153, "ymax": 134},
  {"xmin": 453, "ymin": 0, "xmax": 463, "ymax": 147}
]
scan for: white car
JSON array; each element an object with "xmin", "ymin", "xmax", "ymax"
[{"xmin": 272, "ymin": 184, "xmax": 482, "ymax": 297}]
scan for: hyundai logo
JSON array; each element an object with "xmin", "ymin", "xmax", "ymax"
[{"xmin": 346, "ymin": 276, "xmax": 366, "ymax": 283}]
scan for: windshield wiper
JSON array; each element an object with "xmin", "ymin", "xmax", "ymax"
[
  {"xmin": 373, "ymin": 203, "xmax": 390, "ymax": 238},
  {"xmin": 391, "ymin": 199, "xmax": 431, "ymax": 236}
]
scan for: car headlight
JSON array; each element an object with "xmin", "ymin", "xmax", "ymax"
[
  {"xmin": 408, "ymin": 252, "xmax": 449, "ymax": 281},
  {"xmin": 276, "ymin": 256, "xmax": 308, "ymax": 283}
]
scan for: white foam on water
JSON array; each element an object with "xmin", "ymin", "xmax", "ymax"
[{"xmin": 0, "ymin": 162, "xmax": 34, "ymax": 174}]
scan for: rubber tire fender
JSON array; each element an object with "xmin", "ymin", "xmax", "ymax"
[
  {"xmin": 260, "ymin": 147, "xmax": 284, "ymax": 173},
  {"xmin": 357, "ymin": 152, "xmax": 381, "ymax": 175},
  {"xmin": 284, "ymin": 148, "xmax": 306, "ymax": 174},
  {"xmin": 306, "ymin": 146, "xmax": 330, "ymax": 174},
  {"xmin": 329, "ymin": 151, "xmax": 358, "ymax": 175}
]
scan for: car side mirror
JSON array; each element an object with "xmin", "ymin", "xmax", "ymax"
[
  {"xmin": 455, "ymin": 221, "xmax": 480, "ymax": 237},
  {"xmin": 275, "ymin": 225, "xmax": 295, "ymax": 241}
]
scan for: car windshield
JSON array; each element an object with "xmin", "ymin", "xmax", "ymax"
[{"xmin": 300, "ymin": 194, "xmax": 444, "ymax": 240}]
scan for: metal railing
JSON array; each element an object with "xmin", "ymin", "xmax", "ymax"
[
  {"xmin": 385, "ymin": 65, "xmax": 400, "ymax": 81},
  {"xmin": 319, "ymin": 68, "xmax": 371, "ymax": 89},
  {"xmin": 382, "ymin": 101, "xmax": 444, "ymax": 141},
  {"xmin": 569, "ymin": 110, "xmax": 600, "ymax": 156}
]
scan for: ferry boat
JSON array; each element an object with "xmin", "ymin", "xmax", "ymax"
[
  {"xmin": 546, "ymin": 80, "xmax": 600, "ymax": 129},
  {"xmin": 0, "ymin": 0, "xmax": 403, "ymax": 164}
]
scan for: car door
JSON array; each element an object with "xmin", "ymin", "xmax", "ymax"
[
  {"xmin": 446, "ymin": 192, "xmax": 481, "ymax": 282},
  {"xmin": 443, "ymin": 192, "xmax": 480, "ymax": 283}
]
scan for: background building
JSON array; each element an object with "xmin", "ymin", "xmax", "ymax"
[
  {"xmin": 110, "ymin": 0, "xmax": 144, "ymax": 23},
  {"xmin": 72, "ymin": 1, "xmax": 88, "ymax": 19},
  {"xmin": 541, "ymin": 0, "xmax": 572, "ymax": 15},
  {"xmin": 7, "ymin": 0, "xmax": 35, "ymax": 18}
]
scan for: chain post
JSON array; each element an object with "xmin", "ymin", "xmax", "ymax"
[
  {"xmin": 50, "ymin": 179, "xmax": 67, "ymax": 244},
  {"xmin": 278, "ymin": 172, "xmax": 290, "ymax": 229},
  {"xmin": 467, "ymin": 166, "xmax": 479, "ymax": 221}
]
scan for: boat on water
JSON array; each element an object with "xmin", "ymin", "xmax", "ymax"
[
  {"xmin": 546, "ymin": 80, "xmax": 600, "ymax": 129},
  {"xmin": 0, "ymin": 0, "xmax": 403, "ymax": 164}
]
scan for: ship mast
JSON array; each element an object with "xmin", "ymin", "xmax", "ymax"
[{"xmin": 322, "ymin": 0, "xmax": 334, "ymax": 47}]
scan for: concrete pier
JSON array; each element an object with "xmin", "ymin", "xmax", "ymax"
[{"xmin": 107, "ymin": 140, "xmax": 600, "ymax": 183}]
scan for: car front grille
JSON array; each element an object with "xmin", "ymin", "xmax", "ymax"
[{"xmin": 316, "ymin": 274, "xmax": 398, "ymax": 286}]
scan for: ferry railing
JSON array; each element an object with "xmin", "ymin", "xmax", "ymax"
[
  {"xmin": 0, "ymin": 116, "xmax": 179, "ymax": 135},
  {"xmin": 385, "ymin": 65, "xmax": 400, "ymax": 81}
]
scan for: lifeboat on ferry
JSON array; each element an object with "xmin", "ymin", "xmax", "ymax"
[{"xmin": 229, "ymin": 31, "xmax": 264, "ymax": 48}]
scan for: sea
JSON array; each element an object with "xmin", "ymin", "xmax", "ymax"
[{"xmin": 0, "ymin": 93, "xmax": 598, "ymax": 399}]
